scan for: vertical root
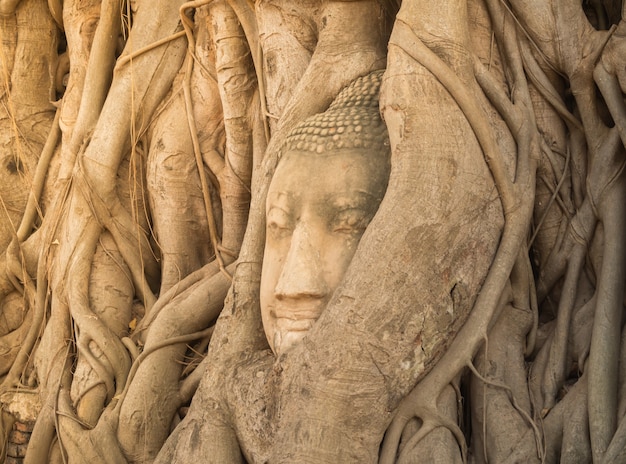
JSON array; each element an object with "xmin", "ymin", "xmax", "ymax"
[
  {"xmin": 16, "ymin": 108, "xmax": 60, "ymax": 241},
  {"xmin": 587, "ymin": 170, "xmax": 626, "ymax": 461},
  {"xmin": 467, "ymin": 361, "xmax": 543, "ymax": 459},
  {"xmin": 541, "ymin": 244, "xmax": 585, "ymax": 411},
  {"xmin": 381, "ymin": 11, "xmax": 537, "ymax": 461},
  {"xmin": 180, "ymin": 1, "xmax": 231, "ymax": 279},
  {"xmin": 396, "ymin": 407, "xmax": 467, "ymax": 464},
  {"xmin": 603, "ymin": 413, "xmax": 626, "ymax": 464}
]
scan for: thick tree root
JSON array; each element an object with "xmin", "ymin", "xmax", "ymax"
[{"xmin": 380, "ymin": 7, "xmax": 537, "ymax": 460}]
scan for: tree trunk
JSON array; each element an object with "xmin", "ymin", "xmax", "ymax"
[{"xmin": 0, "ymin": 0, "xmax": 623, "ymax": 463}]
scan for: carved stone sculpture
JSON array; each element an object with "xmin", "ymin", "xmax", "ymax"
[
  {"xmin": 261, "ymin": 70, "xmax": 390, "ymax": 355},
  {"xmin": 155, "ymin": 68, "xmax": 391, "ymax": 463},
  {"xmin": 1, "ymin": 1, "xmax": 625, "ymax": 463}
]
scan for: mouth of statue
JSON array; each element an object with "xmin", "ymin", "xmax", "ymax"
[
  {"xmin": 267, "ymin": 300, "xmax": 327, "ymax": 353},
  {"xmin": 270, "ymin": 300, "xmax": 324, "ymax": 321},
  {"xmin": 272, "ymin": 304, "xmax": 323, "ymax": 332}
]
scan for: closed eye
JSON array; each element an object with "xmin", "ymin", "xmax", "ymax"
[
  {"xmin": 332, "ymin": 209, "xmax": 370, "ymax": 234},
  {"xmin": 268, "ymin": 220, "xmax": 291, "ymax": 233},
  {"xmin": 267, "ymin": 207, "xmax": 293, "ymax": 238}
]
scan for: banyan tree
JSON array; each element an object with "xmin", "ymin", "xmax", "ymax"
[{"xmin": 0, "ymin": 0, "xmax": 625, "ymax": 462}]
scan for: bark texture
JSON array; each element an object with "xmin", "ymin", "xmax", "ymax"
[{"xmin": 0, "ymin": 0, "xmax": 623, "ymax": 463}]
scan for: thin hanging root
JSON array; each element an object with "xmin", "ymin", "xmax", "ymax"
[
  {"xmin": 595, "ymin": 53, "xmax": 626, "ymax": 148},
  {"xmin": 65, "ymin": 218, "xmax": 131, "ymax": 400},
  {"xmin": 537, "ymin": 162, "xmax": 609, "ymax": 303},
  {"xmin": 16, "ymin": 108, "xmax": 61, "ymax": 241},
  {"xmin": 56, "ymin": 388, "xmax": 128, "ymax": 464},
  {"xmin": 518, "ymin": 41, "xmax": 583, "ymax": 133},
  {"xmin": 73, "ymin": 169, "xmax": 158, "ymax": 312},
  {"xmin": 467, "ymin": 361, "xmax": 544, "ymax": 459},
  {"xmin": 2, "ymin": 107, "xmax": 60, "ymax": 309},
  {"xmin": 395, "ymin": 407, "xmax": 468, "ymax": 464},
  {"xmin": 112, "ymin": 325, "xmax": 215, "ymax": 412},
  {"xmin": 115, "ymin": 31, "xmax": 187, "ymax": 70},
  {"xmin": 484, "ymin": 0, "xmax": 536, "ymax": 176},
  {"xmin": 133, "ymin": 260, "xmax": 221, "ymax": 339},
  {"xmin": 1, "ymin": 217, "xmax": 54, "ymax": 391},
  {"xmin": 180, "ymin": 0, "xmax": 232, "ymax": 279},
  {"xmin": 528, "ymin": 141, "xmax": 572, "ymax": 248},
  {"xmin": 226, "ymin": 0, "xmax": 271, "ymax": 142},
  {"xmin": 540, "ymin": 244, "xmax": 585, "ymax": 412},
  {"xmin": 178, "ymin": 1, "xmax": 219, "ymax": 79}
]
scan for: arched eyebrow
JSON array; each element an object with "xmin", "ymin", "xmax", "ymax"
[
  {"xmin": 266, "ymin": 204, "xmax": 291, "ymax": 217},
  {"xmin": 328, "ymin": 191, "xmax": 377, "ymax": 211},
  {"xmin": 266, "ymin": 190, "xmax": 294, "ymax": 213}
]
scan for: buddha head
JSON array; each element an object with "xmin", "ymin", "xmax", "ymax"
[{"xmin": 260, "ymin": 70, "xmax": 391, "ymax": 355}]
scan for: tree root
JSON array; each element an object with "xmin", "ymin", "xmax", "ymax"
[
  {"xmin": 604, "ymin": 412, "xmax": 626, "ymax": 464},
  {"xmin": 116, "ymin": 262, "xmax": 234, "ymax": 462},
  {"xmin": 16, "ymin": 108, "xmax": 60, "ymax": 241},
  {"xmin": 5, "ymin": 1, "xmax": 626, "ymax": 463},
  {"xmin": 587, "ymin": 169, "xmax": 626, "ymax": 461},
  {"xmin": 468, "ymin": 361, "xmax": 542, "ymax": 461},
  {"xmin": 180, "ymin": 1, "xmax": 230, "ymax": 277},
  {"xmin": 396, "ymin": 391, "xmax": 466, "ymax": 464},
  {"xmin": 56, "ymin": 388, "xmax": 128, "ymax": 464},
  {"xmin": 206, "ymin": 0, "xmax": 256, "ymax": 256},
  {"xmin": 380, "ymin": 7, "xmax": 537, "ymax": 459},
  {"xmin": 540, "ymin": 245, "xmax": 585, "ymax": 412},
  {"xmin": 134, "ymin": 260, "xmax": 221, "ymax": 339},
  {"xmin": 0, "ymin": 0, "xmax": 22, "ymax": 16}
]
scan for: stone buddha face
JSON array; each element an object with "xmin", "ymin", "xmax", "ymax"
[{"xmin": 260, "ymin": 148, "xmax": 388, "ymax": 355}]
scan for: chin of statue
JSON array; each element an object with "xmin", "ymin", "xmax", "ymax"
[{"xmin": 273, "ymin": 324, "xmax": 313, "ymax": 355}]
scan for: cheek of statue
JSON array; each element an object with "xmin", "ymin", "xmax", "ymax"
[{"xmin": 260, "ymin": 153, "xmax": 384, "ymax": 355}]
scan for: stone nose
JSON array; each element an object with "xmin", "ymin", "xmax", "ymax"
[{"xmin": 274, "ymin": 224, "xmax": 329, "ymax": 300}]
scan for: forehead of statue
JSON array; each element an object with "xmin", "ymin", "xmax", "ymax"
[
  {"xmin": 268, "ymin": 150, "xmax": 385, "ymax": 209},
  {"xmin": 278, "ymin": 145, "xmax": 386, "ymax": 171},
  {"xmin": 274, "ymin": 147, "xmax": 382, "ymax": 181}
]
